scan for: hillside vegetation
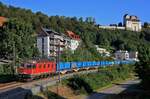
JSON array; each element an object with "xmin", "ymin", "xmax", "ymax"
[{"xmin": 0, "ymin": 2, "xmax": 150, "ymax": 60}]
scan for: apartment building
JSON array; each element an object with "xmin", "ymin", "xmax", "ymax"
[
  {"xmin": 115, "ymin": 50, "xmax": 129, "ymax": 60},
  {"xmin": 115, "ymin": 50, "xmax": 138, "ymax": 61},
  {"xmin": 37, "ymin": 27, "xmax": 70, "ymax": 58}
]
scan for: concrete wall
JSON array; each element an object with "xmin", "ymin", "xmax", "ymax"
[
  {"xmin": 37, "ymin": 36, "xmax": 50, "ymax": 57},
  {"xmin": 99, "ymin": 26, "xmax": 125, "ymax": 30}
]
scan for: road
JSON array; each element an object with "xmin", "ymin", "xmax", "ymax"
[{"xmin": 86, "ymin": 79, "xmax": 140, "ymax": 99}]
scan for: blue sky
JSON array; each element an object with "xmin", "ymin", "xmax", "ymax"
[{"xmin": 0, "ymin": 0, "xmax": 149, "ymax": 25}]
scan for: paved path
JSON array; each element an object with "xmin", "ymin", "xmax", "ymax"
[{"xmin": 86, "ymin": 79, "xmax": 140, "ymax": 99}]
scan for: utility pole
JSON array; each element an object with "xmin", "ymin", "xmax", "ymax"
[
  {"xmin": 13, "ymin": 42, "xmax": 16, "ymax": 75},
  {"xmin": 58, "ymin": 42, "xmax": 60, "ymax": 83},
  {"xmin": 57, "ymin": 39, "xmax": 61, "ymax": 94}
]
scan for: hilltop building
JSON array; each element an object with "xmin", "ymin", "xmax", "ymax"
[
  {"xmin": 99, "ymin": 14, "xmax": 142, "ymax": 32},
  {"xmin": 124, "ymin": 14, "xmax": 142, "ymax": 32}
]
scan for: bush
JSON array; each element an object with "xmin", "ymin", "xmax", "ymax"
[
  {"xmin": 63, "ymin": 65, "xmax": 134, "ymax": 94},
  {"xmin": 135, "ymin": 61, "xmax": 150, "ymax": 90},
  {"xmin": 42, "ymin": 90, "xmax": 65, "ymax": 99},
  {"xmin": 0, "ymin": 64, "xmax": 17, "ymax": 83},
  {"xmin": 67, "ymin": 75, "xmax": 93, "ymax": 94},
  {"xmin": 135, "ymin": 45, "xmax": 150, "ymax": 90}
]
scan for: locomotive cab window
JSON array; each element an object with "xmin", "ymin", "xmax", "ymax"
[
  {"xmin": 26, "ymin": 64, "xmax": 33, "ymax": 69},
  {"xmin": 21, "ymin": 63, "xmax": 25, "ymax": 67},
  {"xmin": 51, "ymin": 63, "xmax": 54, "ymax": 69},
  {"xmin": 48, "ymin": 64, "xmax": 50, "ymax": 68},
  {"xmin": 39, "ymin": 64, "xmax": 42, "ymax": 68},
  {"xmin": 33, "ymin": 64, "xmax": 36, "ymax": 69},
  {"xmin": 44, "ymin": 64, "xmax": 46, "ymax": 68}
]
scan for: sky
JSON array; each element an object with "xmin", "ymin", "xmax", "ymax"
[{"xmin": 0, "ymin": 0, "xmax": 149, "ymax": 25}]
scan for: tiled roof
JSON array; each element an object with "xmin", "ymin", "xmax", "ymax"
[
  {"xmin": 42, "ymin": 28, "xmax": 53, "ymax": 32},
  {"xmin": 37, "ymin": 27, "xmax": 62, "ymax": 37},
  {"xmin": 66, "ymin": 31, "xmax": 80, "ymax": 40},
  {"xmin": 42, "ymin": 28, "xmax": 60, "ymax": 35},
  {"xmin": 0, "ymin": 16, "xmax": 7, "ymax": 27},
  {"xmin": 37, "ymin": 27, "xmax": 49, "ymax": 37}
]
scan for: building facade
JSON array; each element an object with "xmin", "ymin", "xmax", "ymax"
[
  {"xmin": 115, "ymin": 50, "xmax": 129, "ymax": 60},
  {"xmin": 37, "ymin": 27, "xmax": 70, "ymax": 58},
  {"xmin": 115, "ymin": 50, "xmax": 138, "ymax": 61},
  {"xmin": 95, "ymin": 45, "xmax": 110, "ymax": 57},
  {"xmin": 129, "ymin": 51, "xmax": 138, "ymax": 61},
  {"xmin": 124, "ymin": 14, "xmax": 142, "ymax": 32},
  {"xmin": 66, "ymin": 31, "xmax": 80, "ymax": 51}
]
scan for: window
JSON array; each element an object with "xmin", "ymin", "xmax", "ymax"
[
  {"xmin": 27, "ymin": 64, "xmax": 32, "ymax": 69},
  {"xmin": 51, "ymin": 64, "xmax": 53, "ymax": 69},
  {"xmin": 44, "ymin": 64, "xmax": 46, "ymax": 68},
  {"xmin": 42, "ymin": 38, "xmax": 44, "ymax": 55},
  {"xmin": 39, "ymin": 65, "xmax": 42, "ymax": 68},
  {"xmin": 21, "ymin": 63, "xmax": 25, "ymax": 67},
  {"xmin": 134, "ymin": 26, "xmax": 137, "ymax": 31},
  {"xmin": 48, "ymin": 64, "xmax": 50, "ymax": 68},
  {"xmin": 33, "ymin": 64, "xmax": 36, "ymax": 69}
]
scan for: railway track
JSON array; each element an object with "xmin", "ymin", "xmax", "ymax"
[
  {"xmin": 0, "ymin": 82, "xmax": 23, "ymax": 93},
  {"xmin": 0, "ymin": 82, "xmax": 17, "ymax": 88},
  {"xmin": 0, "ymin": 69, "xmax": 98, "ymax": 94}
]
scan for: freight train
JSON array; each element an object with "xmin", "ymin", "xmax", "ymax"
[{"xmin": 17, "ymin": 60, "xmax": 134, "ymax": 81}]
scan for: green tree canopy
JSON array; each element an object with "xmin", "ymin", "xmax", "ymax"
[{"xmin": 0, "ymin": 18, "xmax": 39, "ymax": 59}]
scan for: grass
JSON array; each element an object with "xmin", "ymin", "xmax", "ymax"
[
  {"xmin": 35, "ymin": 65, "xmax": 135, "ymax": 99},
  {"xmin": 62, "ymin": 65, "xmax": 135, "ymax": 94}
]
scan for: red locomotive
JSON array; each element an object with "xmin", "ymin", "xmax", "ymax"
[{"xmin": 17, "ymin": 60, "xmax": 56, "ymax": 81}]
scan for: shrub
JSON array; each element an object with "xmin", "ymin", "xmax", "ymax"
[{"xmin": 64, "ymin": 65, "xmax": 133, "ymax": 94}]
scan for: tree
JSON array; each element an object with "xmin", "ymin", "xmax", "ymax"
[
  {"xmin": 118, "ymin": 22, "xmax": 123, "ymax": 27},
  {"xmin": 144, "ymin": 22, "xmax": 149, "ymax": 28},
  {"xmin": 135, "ymin": 45, "xmax": 150, "ymax": 90},
  {"xmin": 0, "ymin": 18, "xmax": 38, "ymax": 59},
  {"xmin": 79, "ymin": 17, "xmax": 83, "ymax": 23},
  {"xmin": 85, "ymin": 17, "xmax": 96, "ymax": 24},
  {"xmin": 0, "ymin": 2, "xmax": 150, "ymax": 62}
]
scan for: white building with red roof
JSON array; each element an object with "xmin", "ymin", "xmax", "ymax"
[
  {"xmin": 0, "ymin": 16, "xmax": 7, "ymax": 27},
  {"xmin": 66, "ymin": 31, "xmax": 80, "ymax": 51}
]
